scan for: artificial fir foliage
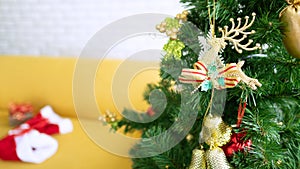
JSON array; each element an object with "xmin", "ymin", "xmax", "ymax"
[{"xmin": 113, "ymin": 0, "xmax": 299, "ymax": 168}]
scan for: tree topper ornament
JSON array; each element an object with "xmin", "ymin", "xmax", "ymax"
[{"xmin": 179, "ymin": 13, "xmax": 262, "ymax": 91}]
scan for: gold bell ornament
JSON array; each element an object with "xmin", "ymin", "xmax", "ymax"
[
  {"xmin": 200, "ymin": 115, "xmax": 232, "ymax": 148},
  {"xmin": 189, "ymin": 147, "xmax": 231, "ymax": 169},
  {"xmin": 280, "ymin": 0, "xmax": 300, "ymax": 59},
  {"xmin": 189, "ymin": 149, "xmax": 206, "ymax": 169},
  {"xmin": 188, "ymin": 116, "xmax": 232, "ymax": 169},
  {"xmin": 206, "ymin": 147, "xmax": 231, "ymax": 169}
]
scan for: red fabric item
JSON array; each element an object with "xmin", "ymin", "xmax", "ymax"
[
  {"xmin": 0, "ymin": 135, "xmax": 20, "ymax": 161},
  {"xmin": 25, "ymin": 114, "xmax": 59, "ymax": 135},
  {"xmin": 0, "ymin": 106, "xmax": 71, "ymax": 163},
  {"xmin": 9, "ymin": 105, "xmax": 73, "ymax": 136},
  {"xmin": 0, "ymin": 130, "xmax": 59, "ymax": 163},
  {"xmin": 37, "ymin": 124, "xmax": 59, "ymax": 135}
]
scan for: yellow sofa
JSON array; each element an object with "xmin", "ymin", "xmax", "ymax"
[{"xmin": 0, "ymin": 56, "xmax": 160, "ymax": 169}]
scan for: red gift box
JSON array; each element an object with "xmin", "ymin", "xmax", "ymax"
[{"xmin": 8, "ymin": 103, "xmax": 33, "ymax": 126}]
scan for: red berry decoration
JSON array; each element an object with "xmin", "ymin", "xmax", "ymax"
[
  {"xmin": 146, "ymin": 107, "xmax": 156, "ymax": 117},
  {"xmin": 222, "ymin": 101, "xmax": 252, "ymax": 157},
  {"xmin": 222, "ymin": 132, "xmax": 252, "ymax": 157}
]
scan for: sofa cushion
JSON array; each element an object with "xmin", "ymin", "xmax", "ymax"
[{"xmin": 0, "ymin": 56, "xmax": 159, "ymax": 118}]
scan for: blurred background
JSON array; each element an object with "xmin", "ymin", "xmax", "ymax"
[{"xmin": 0, "ymin": 0, "xmax": 183, "ymax": 58}]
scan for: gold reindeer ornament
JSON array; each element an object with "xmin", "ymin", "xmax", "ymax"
[{"xmin": 179, "ymin": 13, "xmax": 262, "ymax": 91}]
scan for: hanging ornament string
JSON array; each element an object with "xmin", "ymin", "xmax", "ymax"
[
  {"xmin": 198, "ymin": 0, "xmax": 232, "ymax": 147},
  {"xmin": 207, "ymin": 0, "xmax": 216, "ymax": 36},
  {"xmin": 204, "ymin": 88, "xmax": 215, "ymax": 117}
]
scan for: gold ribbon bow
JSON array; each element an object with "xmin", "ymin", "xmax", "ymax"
[
  {"xmin": 179, "ymin": 60, "xmax": 262, "ymax": 90},
  {"xmin": 280, "ymin": 0, "xmax": 300, "ymax": 17},
  {"xmin": 287, "ymin": 0, "xmax": 300, "ymax": 8}
]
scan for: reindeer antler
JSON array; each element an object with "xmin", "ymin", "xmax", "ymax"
[{"xmin": 218, "ymin": 13, "xmax": 260, "ymax": 53}]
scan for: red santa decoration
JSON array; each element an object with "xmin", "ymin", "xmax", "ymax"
[{"xmin": 0, "ymin": 105, "xmax": 73, "ymax": 163}]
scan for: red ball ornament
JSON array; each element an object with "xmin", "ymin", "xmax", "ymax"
[
  {"xmin": 222, "ymin": 132, "xmax": 252, "ymax": 157},
  {"xmin": 146, "ymin": 107, "xmax": 156, "ymax": 117}
]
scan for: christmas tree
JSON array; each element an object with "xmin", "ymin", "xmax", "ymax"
[{"xmin": 111, "ymin": 0, "xmax": 300, "ymax": 168}]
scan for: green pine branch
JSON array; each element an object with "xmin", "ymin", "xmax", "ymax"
[{"xmin": 114, "ymin": 0, "xmax": 300, "ymax": 168}]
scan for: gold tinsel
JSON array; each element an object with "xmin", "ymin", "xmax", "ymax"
[
  {"xmin": 206, "ymin": 147, "xmax": 231, "ymax": 169},
  {"xmin": 189, "ymin": 149, "xmax": 206, "ymax": 169}
]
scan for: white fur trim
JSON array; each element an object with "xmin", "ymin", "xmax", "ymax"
[
  {"xmin": 9, "ymin": 123, "xmax": 30, "ymax": 135},
  {"xmin": 15, "ymin": 130, "xmax": 58, "ymax": 163},
  {"xmin": 40, "ymin": 105, "xmax": 73, "ymax": 134},
  {"xmin": 57, "ymin": 118, "xmax": 73, "ymax": 134}
]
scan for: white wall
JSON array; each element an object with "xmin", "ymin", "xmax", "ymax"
[{"xmin": 0, "ymin": 0, "xmax": 184, "ymax": 57}]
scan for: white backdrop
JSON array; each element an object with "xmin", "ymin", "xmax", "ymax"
[{"xmin": 0, "ymin": 0, "xmax": 184, "ymax": 57}]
